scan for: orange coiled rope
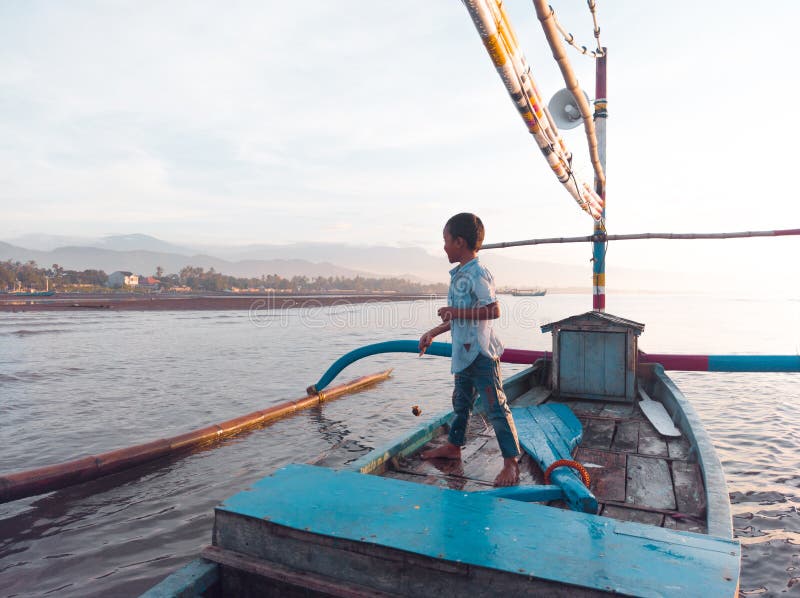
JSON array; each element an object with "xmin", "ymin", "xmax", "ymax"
[{"xmin": 544, "ymin": 459, "xmax": 591, "ymax": 487}]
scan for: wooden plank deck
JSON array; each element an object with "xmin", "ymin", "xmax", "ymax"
[{"xmin": 376, "ymin": 389, "xmax": 708, "ymax": 534}]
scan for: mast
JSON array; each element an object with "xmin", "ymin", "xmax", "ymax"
[{"xmin": 592, "ymin": 49, "xmax": 607, "ymax": 311}]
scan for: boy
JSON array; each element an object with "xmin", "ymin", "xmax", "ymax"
[{"xmin": 419, "ymin": 213, "xmax": 521, "ymax": 486}]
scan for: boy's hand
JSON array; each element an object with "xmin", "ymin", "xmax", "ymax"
[
  {"xmin": 437, "ymin": 306, "xmax": 457, "ymax": 322},
  {"xmin": 419, "ymin": 331, "xmax": 435, "ymax": 355}
]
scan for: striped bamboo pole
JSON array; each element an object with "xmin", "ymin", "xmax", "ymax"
[
  {"xmin": 0, "ymin": 370, "xmax": 392, "ymax": 504},
  {"xmin": 461, "ymin": 0, "xmax": 604, "ymax": 220},
  {"xmin": 592, "ymin": 49, "xmax": 608, "ymax": 311},
  {"xmin": 482, "ymin": 228, "xmax": 800, "ymax": 250}
]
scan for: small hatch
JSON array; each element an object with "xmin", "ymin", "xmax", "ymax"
[{"xmin": 541, "ymin": 311, "xmax": 644, "ymax": 402}]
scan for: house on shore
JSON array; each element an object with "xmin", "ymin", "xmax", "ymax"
[{"xmin": 138, "ymin": 276, "xmax": 161, "ymax": 290}]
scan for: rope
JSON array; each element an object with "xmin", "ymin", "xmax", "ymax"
[
  {"xmin": 550, "ymin": 1, "xmax": 605, "ymax": 59},
  {"xmin": 544, "ymin": 459, "xmax": 591, "ymax": 487}
]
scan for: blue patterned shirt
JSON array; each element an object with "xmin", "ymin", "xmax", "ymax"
[{"xmin": 447, "ymin": 257, "xmax": 504, "ymax": 373}]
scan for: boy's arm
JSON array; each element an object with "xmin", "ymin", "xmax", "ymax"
[
  {"xmin": 419, "ymin": 321, "xmax": 451, "ymax": 355},
  {"xmin": 438, "ymin": 302, "xmax": 500, "ymax": 322}
]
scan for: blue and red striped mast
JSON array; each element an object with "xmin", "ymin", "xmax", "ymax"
[{"xmin": 592, "ymin": 50, "xmax": 607, "ymax": 311}]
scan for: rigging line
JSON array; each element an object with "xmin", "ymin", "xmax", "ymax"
[
  {"xmin": 567, "ymin": 168, "xmax": 602, "ymax": 221},
  {"xmin": 532, "ymin": 0, "xmax": 605, "ymax": 188},
  {"xmin": 482, "ymin": 228, "xmax": 800, "ymax": 250},
  {"xmin": 551, "ymin": 1, "xmax": 605, "ymax": 58}
]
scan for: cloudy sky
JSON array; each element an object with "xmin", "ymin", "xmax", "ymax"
[{"xmin": 1, "ymin": 1, "xmax": 799, "ymax": 291}]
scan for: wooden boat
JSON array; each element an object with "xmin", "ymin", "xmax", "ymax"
[
  {"xmin": 511, "ymin": 288, "xmax": 547, "ymax": 296},
  {"xmin": 141, "ymin": 2, "xmax": 746, "ymax": 595},
  {"xmin": 9, "ymin": 290, "xmax": 55, "ymax": 296},
  {"xmin": 144, "ymin": 311, "xmax": 740, "ymax": 597}
]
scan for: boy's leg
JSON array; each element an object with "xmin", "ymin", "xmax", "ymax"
[
  {"xmin": 448, "ymin": 371, "xmax": 477, "ymax": 447},
  {"xmin": 474, "ymin": 355, "xmax": 521, "ymax": 485},
  {"xmin": 421, "ymin": 370, "xmax": 476, "ymax": 460}
]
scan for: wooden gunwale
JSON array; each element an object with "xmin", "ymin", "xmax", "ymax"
[{"xmin": 642, "ymin": 363, "xmax": 733, "ymax": 538}]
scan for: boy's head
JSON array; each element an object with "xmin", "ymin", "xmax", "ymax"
[{"xmin": 444, "ymin": 213, "xmax": 485, "ymax": 251}]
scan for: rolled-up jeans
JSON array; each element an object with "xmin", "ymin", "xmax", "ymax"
[{"xmin": 448, "ymin": 353, "xmax": 521, "ymax": 459}]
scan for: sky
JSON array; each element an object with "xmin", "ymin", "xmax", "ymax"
[{"xmin": 1, "ymin": 1, "xmax": 799, "ymax": 293}]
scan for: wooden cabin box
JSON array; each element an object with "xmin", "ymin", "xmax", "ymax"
[{"xmin": 541, "ymin": 312, "xmax": 644, "ymax": 402}]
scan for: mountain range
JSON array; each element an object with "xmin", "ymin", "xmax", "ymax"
[{"xmin": 0, "ymin": 233, "xmax": 706, "ymax": 291}]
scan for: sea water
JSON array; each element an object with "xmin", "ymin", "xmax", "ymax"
[{"xmin": 0, "ymin": 294, "xmax": 798, "ymax": 596}]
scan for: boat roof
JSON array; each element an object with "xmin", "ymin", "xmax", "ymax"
[{"xmin": 541, "ymin": 311, "xmax": 645, "ymax": 334}]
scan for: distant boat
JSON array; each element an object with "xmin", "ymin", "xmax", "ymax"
[
  {"xmin": 9, "ymin": 279, "xmax": 54, "ymax": 297},
  {"xmin": 10, "ymin": 290, "xmax": 55, "ymax": 297},
  {"xmin": 511, "ymin": 288, "xmax": 546, "ymax": 296}
]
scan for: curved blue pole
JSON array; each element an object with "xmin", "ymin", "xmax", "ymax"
[{"xmin": 307, "ymin": 340, "xmax": 452, "ymax": 394}]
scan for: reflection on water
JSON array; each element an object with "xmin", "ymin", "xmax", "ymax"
[{"xmin": 0, "ymin": 294, "xmax": 798, "ymax": 596}]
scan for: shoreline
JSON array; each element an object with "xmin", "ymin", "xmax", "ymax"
[{"xmin": 0, "ymin": 292, "xmax": 443, "ymax": 312}]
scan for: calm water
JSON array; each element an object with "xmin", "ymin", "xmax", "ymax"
[{"xmin": 1, "ymin": 294, "xmax": 799, "ymax": 597}]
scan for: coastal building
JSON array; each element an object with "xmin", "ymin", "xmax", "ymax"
[
  {"xmin": 107, "ymin": 271, "xmax": 139, "ymax": 288},
  {"xmin": 138, "ymin": 276, "xmax": 161, "ymax": 290}
]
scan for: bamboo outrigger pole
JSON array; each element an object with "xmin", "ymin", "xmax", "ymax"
[
  {"xmin": 502, "ymin": 348, "xmax": 800, "ymax": 373},
  {"xmin": 0, "ymin": 370, "xmax": 392, "ymax": 504},
  {"xmin": 481, "ymin": 227, "xmax": 800, "ymax": 249}
]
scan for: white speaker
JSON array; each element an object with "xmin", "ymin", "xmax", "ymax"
[{"xmin": 548, "ymin": 88, "xmax": 589, "ymax": 130}]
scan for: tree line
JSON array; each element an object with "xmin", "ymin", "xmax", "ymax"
[{"xmin": 0, "ymin": 260, "xmax": 446, "ymax": 294}]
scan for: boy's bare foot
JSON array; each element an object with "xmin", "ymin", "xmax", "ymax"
[
  {"xmin": 494, "ymin": 457, "xmax": 520, "ymax": 487},
  {"xmin": 421, "ymin": 443, "xmax": 461, "ymax": 460}
]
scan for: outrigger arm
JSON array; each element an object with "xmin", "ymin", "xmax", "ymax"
[{"xmin": 309, "ymin": 341, "xmax": 800, "ymax": 394}]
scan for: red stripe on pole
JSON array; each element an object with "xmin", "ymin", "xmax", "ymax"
[
  {"xmin": 593, "ymin": 294, "xmax": 605, "ymax": 310},
  {"xmin": 595, "ymin": 52, "xmax": 607, "ymax": 99},
  {"xmin": 639, "ymin": 353, "xmax": 710, "ymax": 371},
  {"xmin": 500, "ymin": 349, "xmax": 548, "ymax": 364},
  {"xmin": 774, "ymin": 229, "xmax": 800, "ymax": 236}
]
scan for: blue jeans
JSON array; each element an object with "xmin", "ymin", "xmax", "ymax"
[{"xmin": 448, "ymin": 353, "xmax": 521, "ymax": 459}]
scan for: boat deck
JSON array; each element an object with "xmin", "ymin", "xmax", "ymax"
[{"xmin": 379, "ymin": 386, "xmax": 708, "ymax": 535}]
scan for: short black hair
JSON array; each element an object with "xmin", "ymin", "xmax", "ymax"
[{"xmin": 445, "ymin": 213, "xmax": 485, "ymax": 251}]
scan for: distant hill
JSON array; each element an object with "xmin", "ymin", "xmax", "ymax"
[
  {"xmin": 6, "ymin": 233, "xmax": 197, "ymax": 255},
  {"xmin": 0, "ymin": 234, "xmax": 719, "ymax": 292},
  {"xmin": 5, "ymin": 234, "xmax": 98, "ymax": 251},
  {"xmin": 196, "ymin": 242, "xmax": 594, "ymax": 287},
  {"xmin": 0, "ymin": 241, "xmax": 371, "ymax": 280},
  {"xmin": 93, "ymin": 234, "xmax": 196, "ymax": 255}
]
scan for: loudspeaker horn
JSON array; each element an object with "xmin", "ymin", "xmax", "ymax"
[{"xmin": 548, "ymin": 88, "xmax": 589, "ymax": 130}]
